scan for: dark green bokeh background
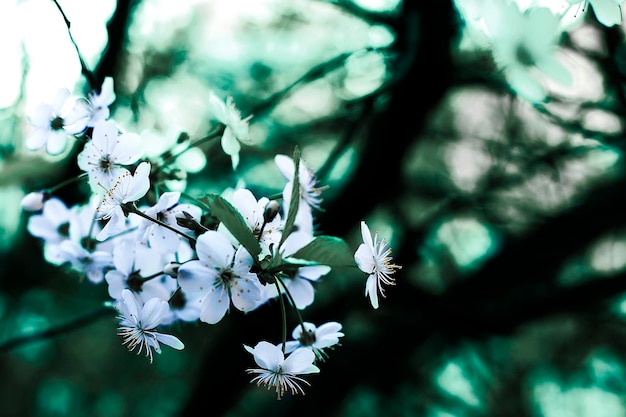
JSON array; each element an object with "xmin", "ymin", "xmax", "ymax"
[{"xmin": 3, "ymin": 1, "xmax": 626, "ymax": 416}]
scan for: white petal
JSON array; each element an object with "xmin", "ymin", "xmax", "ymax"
[
  {"xmin": 284, "ymin": 348, "xmax": 319, "ymax": 374},
  {"xmin": 285, "ymin": 278, "xmax": 314, "ymax": 310},
  {"xmin": 91, "ymin": 120, "xmax": 119, "ymax": 155},
  {"xmin": 591, "ymin": 0, "xmax": 623, "ymax": 26},
  {"xmin": 177, "ymin": 261, "xmax": 215, "ymax": 293},
  {"xmin": 365, "ymin": 274, "xmax": 379, "ymax": 309},
  {"xmin": 25, "ymin": 128, "xmax": 49, "ymax": 151},
  {"xmin": 124, "ymin": 162, "xmax": 151, "ymax": 202},
  {"xmin": 208, "ymin": 92, "xmax": 228, "ymax": 123},
  {"xmin": 141, "ymin": 298, "xmax": 168, "ymax": 329},
  {"xmin": 354, "ymin": 244, "xmax": 375, "ymax": 274},
  {"xmin": 230, "ymin": 275, "xmax": 261, "ymax": 312},
  {"xmin": 199, "ymin": 289, "xmax": 229, "ymax": 324},
  {"xmin": 46, "ymin": 130, "xmax": 69, "ymax": 155},
  {"xmin": 112, "ymin": 132, "xmax": 144, "ymax": 165},
  {"xmin": 252, "ymin": 341, "xmax": 283, "ymax": 370},
  {"xmin": 155, "ymin": 333, "xmax": 185, "ymax": 350},
  {"xmin": 121, "ymin": 289, "xmax": 140, "ymax": 321},
  {"xmin": 274, "ymin": 154, "xmax": 295, "ymax": 181},
  {"xmin": 360, "ymin": 221, "xmax": 374, "ymax": 251},
  {"xmin": 196, "ymin": 231, "xmax": 235, "ymax": 269}
]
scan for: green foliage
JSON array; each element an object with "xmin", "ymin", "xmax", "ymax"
[
  {"xmin": 198, "ymin": 193, "xmax": 263, "ymax": 260},
  {"xmin": 288, "ymin": 235, "xmax": 357, "ymax": 269}
]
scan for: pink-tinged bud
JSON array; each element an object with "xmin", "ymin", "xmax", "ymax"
[
  {"xmin": 21, "ymin": 191, "xmax": 47, "ymax": 212},
  {"xmin": 164, "ymin": 262, "xmax": 181, "ymax": 278},
  {"xmin": 263, "ymin": 200, "xmax": 281, "ymax": 223}
]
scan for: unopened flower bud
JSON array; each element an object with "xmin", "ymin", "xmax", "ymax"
[
  {"xmin": 164, "ymin": 262, "xmax": 181, "ymax": 278},
  {"xmin": 21, "ymin": 191, "xmax": 48, "ymax": 212},
  {"xmin": 176, "ymin": 211, "xmax": 197, "ymax": 230},
  {"xmin": 263, "ymin": 200, "xmax": 281, "ymax": 223},
  {"xmin": 176, "ymin": 131, "xmax": 190, "ymax": 143}
]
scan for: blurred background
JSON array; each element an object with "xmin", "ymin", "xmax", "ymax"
[{"xmin": 3, "ymin": 0, "xmax": 626, "ymax": 416}]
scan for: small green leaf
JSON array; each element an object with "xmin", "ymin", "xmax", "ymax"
[
  {"xmin": 200, "ymin": 193, "xmax": 262, "ymax": 260},
  {"xmin": 288, "ymin": 235, "xmax": 357, "ymax": 269},
  {"xmin": 278, "ymin": 146, "xmax": 301, "ymax": 249}
]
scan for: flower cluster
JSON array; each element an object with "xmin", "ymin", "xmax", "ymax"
[
  {"xmin": 455, "ymin": 0, "xmax": 625, "ymax": 103},
  {"xmin": 21, "ymin": 73, "xmax": 401, "ymax": 398}
]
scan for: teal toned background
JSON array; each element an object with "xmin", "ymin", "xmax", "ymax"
[{"xmin": 2, "ymin": 1, "xmax": 626, "ymax": 416}]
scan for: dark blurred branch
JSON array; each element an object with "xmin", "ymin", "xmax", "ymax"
[
  {"xmin": 316, "ymin": 1, "xmax": 458, "ymax": 238},
  {"xmin": 250, "ymin": 47, "xmax": 381, "ymax": 118},
  {"xmin": 93, "ymin": 0, "xmax": 140, "ymax": 90},
  {"xmin": 0, "ymin": 306, "xmax": 112, "ymax": 353}
]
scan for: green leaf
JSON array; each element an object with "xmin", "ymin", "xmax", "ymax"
[
  {"xmin": 278, "ymin": 146, "xmax": 301, "ymax": 249},
  {"xmin": 288, "ymin": 235, "xmax": 357, "ymax": 269},
  {"xmin": 199, "ymin": 193, "xmax": 262, "ymax": 260}
]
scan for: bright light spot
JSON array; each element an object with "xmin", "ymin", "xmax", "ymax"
[
  {"xmin": 436, "ymin": 217, "xmax": 496, "ymax": 269},
  {"xmin": 445, "ymin": 140, "xmax": 492, "ymax": 192},
  {"xmin": 343, "ymin": 50, "xmax": 387, "ymax": 98},
  {"xmin": 533, "ymin": 382, "xmax": 625, "ymax": 417},
  {"xmin": 368, "ymin": 25, "xmax": 395, "ymax": 48},
  {"xmin": 13, "ymin": 0, "xmax": 115, "ymax": 116},
  {"xmin": 0, "ymin": 186, "xmax": 24, "ymax": 252},
  {"xmin": 436, "ymin": 361, "xmax": 481, "ymax": 407},
  {"xmin": 0, "ymin": 1, "xmax": 23, "ymax": 108},
  {"xmin": 177, "ymin": 147, "xmax": 207, "ymax": 173},
  {"xmin": 590, "ymin": 238, "xmax": 626, "ymax": 273},
  {"xmin": 582, "ymin": 109, "xmax": 623, "ymax": 135},
  {"xmin": 352, "ymin": 0, "xmax": 401, "ymax": 13}
]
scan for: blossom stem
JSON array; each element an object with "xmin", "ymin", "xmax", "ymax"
[
  {"xmin": 162, "ymin": 124, "xmax": 226, "ymax": 163},
  {"xmin": 50, "ymin": 0, "xmax": 97, "ymax": 89},
  {"xmin": 275, "ymin": 276, "xmax": 308, "ymax": 337},
  {"xmin": 275, "ymin": 281, "xmax": 288, "ymax": 354},
  {"xmin": 139, "ymin": 271, "xmax": 164, "ymax": 281},
  {"xmin": 123, "ymin": 204, "xmax": 197, "ymax": 245},
  {"xmin": 48, "ymin": 172, "xmax": 88, "ymax": 194},
  {"xmin": 267, "ymin": 193, "xmax": 283, "ymax": 201}
]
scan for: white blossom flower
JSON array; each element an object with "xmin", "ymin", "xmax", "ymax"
[
  {"xmin": 484, "ymin": 2, "xmax": 571, "ymax": 103},
  {"xmin": 567, "ymin": 0, "xmax": 624, "ymax": 26},
  {"xmin": 58, "ymin": 240, "xmax": 113, "ymax": 284},
  {"xmin": 95, "ymin": 161, "xmax": 151, "ymax": 241},
  {"xmin": 354, "ymin": 221, "xmax": 401, "ymax": 309},
  {"xmin": 219, "ymin": 188, "xmax": 282, "ymax": 254},
  {"xmin": 105, "ymin": 240, "xmax": 171, "ymax": 302},
  {"xmin": 140, "ymin": 191, "xmax": 201, "ymax": 254},
  {"xmin": 26, "ymin": 197, "xmax": 72, "ymax": 265},
  {"xmin": 208, "ymin": 91, "xmax": 253, "ymax": 169},
  {"xmin": 27, "ymin": 197, "xmax": 72, "ymax": 245},
  {"xmin": 177, "ymin": 230, "xmax": 262, "ymax": 324},
  {"xmin": 25, "ymin": 87, "xmax": 91, "ymax": 155},
  {"xmin": 78, "ymin": 120, "xmax": 144, "ymax": 191},
  {"xmin": 87, "ymin": 76, "xmax": 116, "ymax": 126},
  {"xmin": 116, "ymin": 289, "xmax": 184, "ymax": 363},
  {"xmin": 284, "ymin": 322, "xmax": 344, "ymax": 360},
  {"xmin": 261, "ymin": 230, "xmax": 330, "ymax": 310},
  {"xmin": 275, "ymin": 154, "xmax": 325, "ymax": 211},
  {"xmin": 245, "ymin": 341, "xmax": 320, "ymax": 399}
]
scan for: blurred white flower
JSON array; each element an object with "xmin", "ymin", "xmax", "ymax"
[
  {"xmin": 25, "ymin": 87, "xmax": 91, "ymax": 155},
  {"xmin": 87, "ymin": 76, "xmax": 116, "ymax": 127},
  {"xmin": 567, "ymin": 0, "xmax": 624, "ymax": 27},
  {"xmin": 484, "ymin": 1, "xmax": 571, "ymax": 102},
  {"xmin": 208, "ymin": 91, "xmax": 253, "ymax": 169}
]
